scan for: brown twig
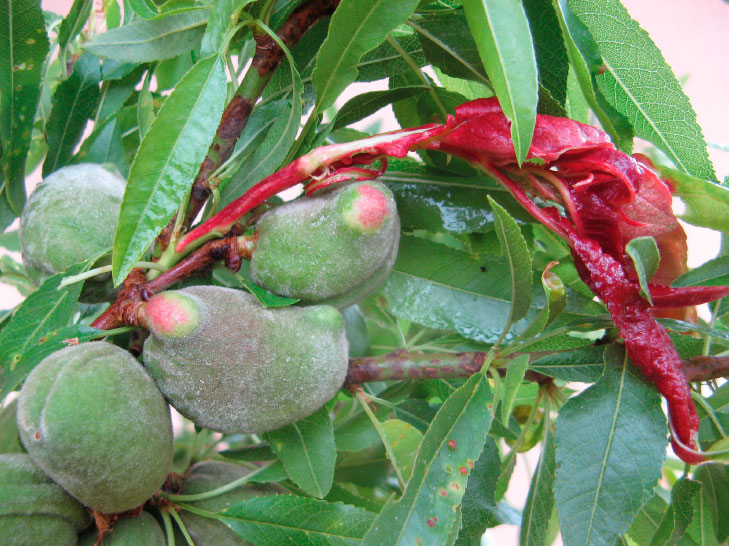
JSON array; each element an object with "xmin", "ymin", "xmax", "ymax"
[
  {"xmin": 91, "ymin": 231, "xmax": 255, "ymax": 330},
  {"xmin": 158, "ymin": 0, "xmax": 340, "ymax": 249}
]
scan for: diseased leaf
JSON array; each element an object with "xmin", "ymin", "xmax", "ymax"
[
  {"xmin": 0, "ymin": 264, "xmax": 85, "ymax": 396},
  {"xmin": 0, "ymin": 0, "xmax": 50, "ymax": 220},
  {"xmin": 362, "ymin": 371, "xmax": 492, "ymax": 545},
  {"xmin": 220, "ymin": 496, "xmax": 376, "ymax": 545},
  {"xmin": 455, "ymin": 438, "xmax": 500, "ymax": 546},
  {"xmin": 569, "ymin": 0, "xmax": 715, "ymax": 180},
  {"xmin": 83, "ymin": 8, "xmax": 208, "ymax": 63},
  {"xmin": 489, "ymin": 196, "xmax": 533, "ymax": 332},
  {"xmin": 411, "ymin": 11, "xmax": 490, "ymax": 86},
  {"xmin": 332, "ymin": 86, "xmax": 429, "ymax": 131},
  {"xmin": 112, "ymin": 55, "xmax": 226, "ymax": 285},
  {"xmin": 626, "ymin": 236, "xmax": 660, "ymax": 304},
  {"xmin": 555, "ymin": 345, "xmax": 667, "ymax": 546},
  {"xmin": 523, "ymin": 0, "xmax": 568, "ymax": 106},
  {"xmin": 263, "ymin": 407, "xmax": 336, "ymax": 499},
  {"xmin": 312, "ymin": 0, "xmax": 421, "ymax": 112},
  {"xmin": 462, "ymin": 0, "xmax": 538, "ymax": 164},
  {"xmin": 43, "ymin": 54, "xmax": 101, "ymax": 176},
  {"xmin": 520, "ymin": 417, "xmax": 556, "ymax": 546}
]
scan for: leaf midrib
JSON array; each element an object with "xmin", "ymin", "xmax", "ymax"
[{"xmin": 88, "ymin": 11, "xmax": 207, "ymax": 49}]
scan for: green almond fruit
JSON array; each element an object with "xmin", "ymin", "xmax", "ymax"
[
  {"xmin": 19, "ymin": 163, "xmax": 125, "ymax": 303},
  {"xmin": 16, "ymin": 342, "xmax": 173, "ymax": 514},
  {"xmin": 78, "ymin": 511, "xmax": 166, "ymax": 546},
  {"xmin": 250, "ymin": 181, "xmax": 400, "ymax": 307},
  {"xmin": 141, "ymin": 286, "xmax": 349, "ymax": 434},
  {"xmin": 0, "ymin": 453, "xmax": 90, "ymax": 546}
]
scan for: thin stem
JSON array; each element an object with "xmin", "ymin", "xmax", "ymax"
[
  {"xmin": 356, "ymin": 389, "xmax": 406, "ymax": 489},
  {"xmin": 165, "ymin": 462, "xmax": 271, "ymax": 502},
  {"xmin": 59, "ymin": 261, "xmax": 168, "ymax": 288},
  {"xmin": 703, "ymin": 298, "xmax": 722, "ymax": 356},
  {"xmin": 385, "ymin": 34, "xmax": 448, "ymax": 122},
  {"xmin": 167, "ymin": 508, "xmax": 195, "ymax": 546},
  {"xmin": 159, "ymin": 508, "xmax": 175, "ymax": 546},
  {"xmin": 502, "ymin": 391, "xmax": 543, "ymax": 464}
]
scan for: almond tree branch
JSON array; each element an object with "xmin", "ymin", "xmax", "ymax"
[{"xmin": 158, "ymin": 0, "xmax": 340, "ymax": 249}]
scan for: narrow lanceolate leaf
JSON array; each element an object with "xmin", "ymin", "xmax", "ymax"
[
  {"xmin": 201, "ymin": 0, "xmax": 253, "ymax": 57},
  {"xmin": 520, "ymin": 419, "xmax": 556, "ymax": 546},
  {"xmin": 0, "ymin": 0, "xmax": 49, "ymax": 218},
  {"xmin": 0, "ymin": 264, "xmax": 85, "ymax": 394},
  {"xmin": 362, "ymin": 371, "xmax": 492, "ymax": 546},
  {"xmin": 529, "ymin": 346, "xmax": 605, "ymax": 383},
  {"xmin": 489, "ymin": 197, "xmax": 533, "ymax": 332},
  {"xmin": 462, "ymin": 0, "xmax": 538, "ymax": 165},
  {"xmin": 501, "ymin": 355, "xmax": 530, "ymax": 423},
  {"xmin": 112, "ymin": 55, "xmax": 226, "ymax": 285},
  {"xmin": 411, "ymin": 11, "xmax": 490, "ymax": 86},
  {"xmin": 626, "ymin": 236, "xmax": 660, "ymax": 304},
  {"xmin": 220, "ymin": 496, "xmax": 375, "ymax": 545},
  {"xmin": 312, "ymin": 0, "xmax": 421, "ymax": 112},
  {"xmin": 263, "ymin": 407, "xmax": 336, "ymax": 499},
  {"xmin": 42, "ymin": 54, "xmax": 101, "ymax": 176},
  {"xmin": 522, "ymin": 0, "xmax": 568, "ymax": 106},
  {"xmin": 57, "ymin": 0, "xmax": 93, "ymax": 54},
  {"xmin": 569, "ymin": 0, "xmax": 716, "ymax": 180},
  {"xmin": 83, "ymin": 8, "xmax": 208, "ymax": 63},
  {"xmin": 555, "ymin": 345, "xmax": 667, "ymax": 546},
  {"xmin": 455, "ymin": 438, "xmax": 500, "ymax": 546},
  {"xmin": 382, "ymin": 419, "xmax": 423, "ymax": 484},
  {"xmin": 332, "ymin": 86, "xmax": 429, "ymax": 131}
]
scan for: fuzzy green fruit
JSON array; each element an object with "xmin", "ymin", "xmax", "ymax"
[
  {"xmin": 19, "ymin": 163, "xmax": 125, "ymax": 302},
  {"xmin": 141, "ymin": 286, "xmax": 349, "ymax": 434},
  {"xmin": 175, "ymin": 461, "xmax": 285, "ymax": 546},
  {"xmin": 16, "ymin": 341, "xmax": 173, "ymax": 513},
  {"xmin": 0, "ymin": 454, "xmax": 89, "ymax": 546},
  {"xmin": 250, "ymin": 181, "xmax": 400, "ymax": 307},
  {"xmin": 78, "ymin": 512, "xmax": 166, "ymax": 546}
]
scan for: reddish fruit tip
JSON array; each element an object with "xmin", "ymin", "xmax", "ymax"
[
  {"xmin": 140, "ymin": 292, "xmax": 200, "ymax": 338},
  {"xmin": 343, "ymin": 184, "xmax": 390, "ymax": 234}
]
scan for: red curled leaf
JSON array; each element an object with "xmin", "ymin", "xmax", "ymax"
[{"xmin": 649, "ymin": 284, "xmax": 729, "ymax": 309}]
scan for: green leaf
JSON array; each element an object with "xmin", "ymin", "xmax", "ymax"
[
  {"xmin": 112, "ymin": 55, "xmax": 226, "ymax": 285},
  {"xmin": 694, "ymin": 463, "xmax": 729, "ymax": 544},
  {"xmin": 58, "ymin": 0, "xmax": 93, "ymax": 54},
  {"xmin": 332, "ymin": 86, "xmax": 429, "ymax": 131},
  {"xmin": 455, "ymin": 438, "xmax": 500, "ymax": 546},
  {"xmin": 83, "ymin": 8, "xmax": 208, "ymax": 63},
  {"xmin": 358, "ymin": 33, "xmax": 427, "ymax": 82},
  {"xmin": 489, "ymin": 196, "xmax": 533, "ymax": 333},
  {"xmin": 529, "ymin": 346, "xmax": 605, "ymax": 383},
  {"xmin": 312, "ymin": 0, "xmax": 421, "ymax": 112},
  {"xmin": 653, "ymin": 164, "xmax": 729, "ymax": 233},
  {"xmin": 72, "ymin": 114, "xmax": 129, "ymax": 176},
  {"xmin": 0, "ymin": 0, "xmax": 49, "ymax": 219},
  {"xmin": 221, "ymin": 64, "xmax": 303, "ymax": 207},
  {"xmin": 626, "ymin": 494, "xmax": 668, "ymax": 545},
  {"xmin": 551, "ymin": 0, "xmax": 630, "ymax": 150},
  {"xmin": 411, "ymin": 11, "xmax": 490, "ymax": 86},
  {"xmin": 43, "ymin": 54, "xmax": 101, "ymax": 177},
  {"xmin": 381, "ymin": 419, "xmax": 423, "ymax": 484},
  {"xmin": 362, "ymin": 371, "xmax": 492, "ymax": 546},
  {"xmin": 201, "ymin": 0, "xmax": 253, "ymax": 57},
  {"xmin": 674, "ymin": 256, "xmax": 729, "ymax": 288},
  {"xmin": 0, "ymin": 229, "xmax": 20, "ymax": 252},
  {"xmin": 555, "ymin": 345, "xmax": 667, "ymax": 546},
  {"xmin": 517, "ymin": 265, "xmax": 568, "ymax": 340},
  {"xmin": 523, "ymin": 0, "xmax": 568, "ymax": 106},
  {"xmin": 520, "ymin": 417, "xmax": 556, "ymax": 546},
  {"xmin": 501, "ymin": 354, "xmax": 530, "ymax": 423},
  {"xmin": 127, "ymin": 0, "xmax": 158, "ymax": 19},
  {"xmin": 220, "ymin": 496, "xmax": 376, "ymax": 545},
  {"xmin": 263, "ymin": 407, "xmax": 336, "ymax": 499},
  {"xmin": 649, "ymin": 478, "xmax": 700, "ymax": 546},
  {"xmin": 569, "ymin": 0, "xmax": 715, "ymax": 180},
  {"xmin": 1, "ymin": 324, "xmax": 106, "ymax": 400},
  {"xmin": 0, "ymin": 264, "xmax": 85, "ymax": 394},
  {"xmin": 626, "ymin": 236, "xmax": 660, "ymax": 304},
  {"xmin": 462, "ymin": 0, "xmax": 538, "ymax": 164}
]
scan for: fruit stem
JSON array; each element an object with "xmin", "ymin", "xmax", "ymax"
[
  {"xmin": 59, "ymin": 262, "xmax": 168, "ymax": 287},
  {"xmin": 166, "ymin": 508, "xmax": 195, "ymax": 546},
  {"xmin": 164, "ymin": 461, "xmax": 274, "ymax": 503}
]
